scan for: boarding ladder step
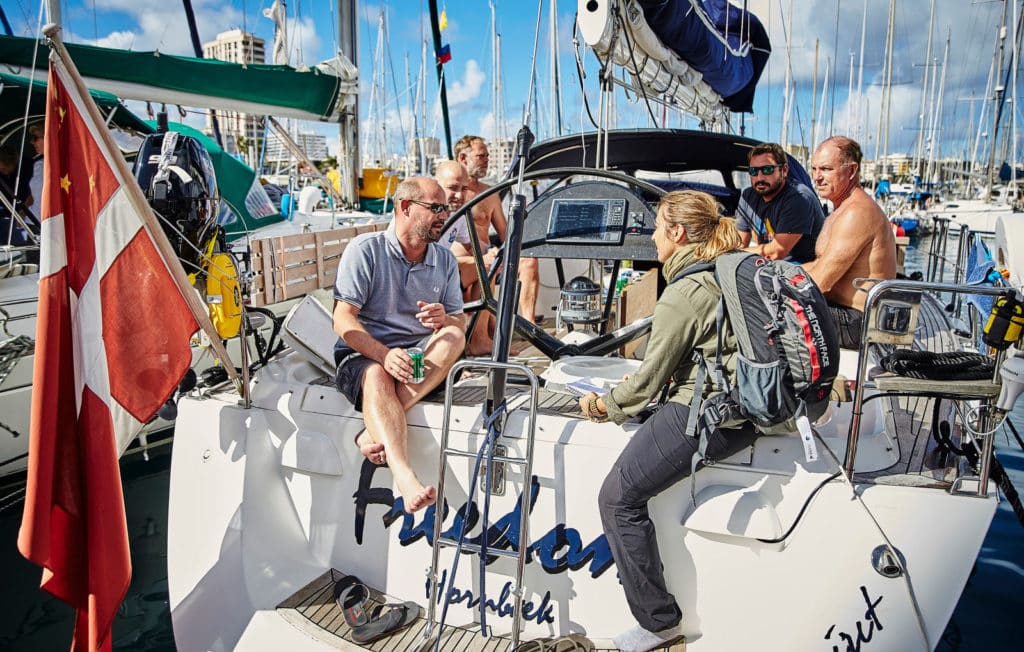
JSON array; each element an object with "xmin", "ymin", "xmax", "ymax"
[{"xmin": 425, "ymin": 359, "xmax": 540, "ymax": 651}]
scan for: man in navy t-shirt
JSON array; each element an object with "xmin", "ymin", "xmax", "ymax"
[{"xmin": 735, "ymin": 142, "xmax": 824, "ymax": 264}]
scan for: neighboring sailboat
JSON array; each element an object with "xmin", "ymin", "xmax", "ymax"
[{"xmin": 0, "ymin": 20, "xmax": 362, "ymax": 477}]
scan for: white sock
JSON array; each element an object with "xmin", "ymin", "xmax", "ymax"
[{"xmin": 613, "ymin": 624, "xmax": 682, "ymax": 652}]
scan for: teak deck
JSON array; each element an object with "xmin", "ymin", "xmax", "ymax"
[{"xmin": 277, "ymin": 570, "xmax": 686, "ymax": 652}]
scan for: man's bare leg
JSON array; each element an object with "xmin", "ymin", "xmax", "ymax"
[
  {"xmin": 394, "ymin": 323, "xmax": 464, "ymax": 405},
  {"xmin": 358, "ymin": 324, "xmax": 464, "ymax": 511},
  {"xmin": 518, "ymin": 257, "xmax": 540, "ymax": 324},
  {"xmin": 360, "ymin": 365, "xmax": 435, "ymax": 512}
]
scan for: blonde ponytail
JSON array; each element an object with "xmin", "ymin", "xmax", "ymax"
[{"xmin": 657, "ymin": 190, "xmax": 744, "ymax": 261}]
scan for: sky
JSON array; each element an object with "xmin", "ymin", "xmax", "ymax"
[{"xmin": 3, "ymin": 0, "xmax": 1019, "ymax": 165}]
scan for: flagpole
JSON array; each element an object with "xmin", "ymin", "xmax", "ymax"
[{"xmin": 43, "ymin": 23, "xmax": 242, "ymax": 390}]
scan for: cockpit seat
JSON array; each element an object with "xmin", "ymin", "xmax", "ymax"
[{"xmin": 281, "ymin": 295, "xmax": 337, "ymax": 377}]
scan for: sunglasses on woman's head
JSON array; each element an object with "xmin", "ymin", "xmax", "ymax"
[{"xmin": 748, "ymin": 165, "xmax": 779, "ymax": 177}]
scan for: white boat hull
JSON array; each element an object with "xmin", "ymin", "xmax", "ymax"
[{"xmin": 168, "ymin": 351, "xmax": 997, "ymax": 650}]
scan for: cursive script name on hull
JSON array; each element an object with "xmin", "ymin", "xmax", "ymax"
[{"xmin": 353, "ymin": 461, "xmax": 614, "ymax": 578}]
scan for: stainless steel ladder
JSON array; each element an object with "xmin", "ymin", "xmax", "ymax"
[{"xmin": 424, "ymin": 359, "xmax": 540, "ymax": 651}]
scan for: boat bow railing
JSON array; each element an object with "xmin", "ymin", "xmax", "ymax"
[{"xmin": 846, "ymin": 279, "xmax": 1010, "ymax": 495}]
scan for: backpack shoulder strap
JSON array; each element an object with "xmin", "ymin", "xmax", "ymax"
[{"xmin": 668, "ymin": 261, "xmax": 715, "ymax": 286}]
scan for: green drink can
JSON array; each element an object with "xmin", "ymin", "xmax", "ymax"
[{"xmin": 408, "ymin": 347, "xmax": 425, "ymax": 383}]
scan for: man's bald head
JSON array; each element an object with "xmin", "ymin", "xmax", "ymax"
[{"xmin": 434, "ymin": 160, "xmax": 471, "ymax": 210}]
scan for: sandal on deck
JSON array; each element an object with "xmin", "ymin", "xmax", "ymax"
[
  {"xmin": 333, "ymin": 575, "xmax": 369, "ymax": 627},
  {"xmin": 351, "ymin": 601, "xmax": 419, "ymax": 644}
]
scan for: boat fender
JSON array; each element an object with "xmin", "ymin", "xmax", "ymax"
[{"xmin": 205, "ymin": 252, "xmax": 243, "ymax": 339}]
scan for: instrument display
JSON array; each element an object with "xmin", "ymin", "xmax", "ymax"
[{"xmin": 545, "ymin": 198, "xmax": 627, "ymax": 245}]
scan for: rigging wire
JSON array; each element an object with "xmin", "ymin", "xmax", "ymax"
[
  {"xmin": 571, "ymin": 13, "xmax": 600, "ymax": 131},
  {"xmin": 612, "ymin": 0, "xmax": 660, "ymax": 128}
]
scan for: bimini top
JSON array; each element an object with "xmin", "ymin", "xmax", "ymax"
[
  {"xmin": 520, "ymin": 129, "xmax": 812, "ymax": 217},
  {"xmin": 0, "ymin": 35, "xmax": 357, "ymax": 122}
]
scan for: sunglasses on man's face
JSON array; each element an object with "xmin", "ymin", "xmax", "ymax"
[
  {"xmin": 406, "ymin": 199, "xmax": 450, "ymax": 214},
  {"xmin": 748, "ymin": 165, "xmax": 780, "ymax": 177}
]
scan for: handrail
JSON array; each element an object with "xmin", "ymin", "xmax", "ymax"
[{"xmin": 845, "ymin": 279, "xmax": 1010, "ymax": 491}]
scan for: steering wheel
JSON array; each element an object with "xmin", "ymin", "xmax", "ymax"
[{"xmin": 441, "ymin": 167, "xmax": 665, "ymax": 360}]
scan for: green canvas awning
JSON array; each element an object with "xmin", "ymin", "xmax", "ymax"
[
  {"xmin": 0, "ymin": 35, "xmax": 357, "ymax": 122},
  {"xmin": 0, "ymin": 70, "xmax": 153, "ymax": 134},
  {"xmin": 145, "ymin": 121, "xmax": 286, "ymax": 240}
]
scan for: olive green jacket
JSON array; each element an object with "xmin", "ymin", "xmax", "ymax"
[{"xmin": 604, "ymin": 244, "xmax": 738, "ymax": 425}]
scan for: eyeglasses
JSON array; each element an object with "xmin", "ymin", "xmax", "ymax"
[
  {"xmin": 748, "ymin": 165, "xmax": 779, "ymax": 177},
  {"xmin": 405, "ymin": 199, "xmax": 450, "ymax": 214}
]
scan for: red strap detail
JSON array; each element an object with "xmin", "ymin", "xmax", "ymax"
[{"xmin": 789, "ymin": 298, "xmax": 821, "ymax": 382}]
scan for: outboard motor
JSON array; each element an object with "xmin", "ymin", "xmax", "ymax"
[
  {"xmin": 134, "ymin": 121, "xmax": 242, "ymax": 341},
  {"xmin": 133, "ymin": 127, "xmax": 220, "ymax": 271}
]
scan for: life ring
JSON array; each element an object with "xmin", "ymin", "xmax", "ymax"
[{"xmin": 205, "ymin": 252, "xmax": 242, "ymax": 339}]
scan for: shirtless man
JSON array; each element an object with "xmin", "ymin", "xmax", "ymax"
[
  {"xmin": 455, "ymin": 135, "xmax": 542, "ymax": 324},
  {"xmin": 435, "ymin": 160, "xmax": 496, "ymax": 355},
  {"xmin": 802, "ymin": 136, "xmax": 896, "ymax": 349}
]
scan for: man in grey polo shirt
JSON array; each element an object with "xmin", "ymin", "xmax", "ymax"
[{"xmin": 333, "ymin": 176, "xmax": 466, "ymax": 512}]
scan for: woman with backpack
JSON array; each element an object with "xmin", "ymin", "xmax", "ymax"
[{"xmin": 578, "ymin": 190, "xmax": 760, "ymax": 652}]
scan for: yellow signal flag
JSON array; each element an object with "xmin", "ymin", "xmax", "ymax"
[{"xmin": 440, "ymin": 9, "xmax": 448, "ymax": 30}]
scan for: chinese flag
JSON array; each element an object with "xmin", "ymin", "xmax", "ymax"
[{"xmin": 18, "ymin": 56, "xmax": 198, "ymax": 651}]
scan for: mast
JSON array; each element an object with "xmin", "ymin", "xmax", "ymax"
[
  {"xmin": 968, "ymin": 55, "xmax": 997, "ymax": 197},
  {"xmin": 428, "ymin": 0, "xmax": 453, "ymax": 159},
  {"xmin": 337, "ymin": 0, "xmax": 360, "ymax": 206},
  {"xmin": 874, "ymin": 0, "xmax": 896, "ymax": 184},
  {"xmin": 421, "ymin": 38, "xmax": 429, "ymax": 171},
  {"xmin": 914, "ymin": 0, "xmax": 936, "ymax": 180},
  {"xmin": 489, "ymin": 2, "xmax": 509, "ymax": 174},
  {"xmin": 855, "ymin": 0, "xmax": 867, "ymax": 142},
  {"xmin": 1013, "ymin": 0, "xmax": 1020, "ymax": 198},
  {"xmin": 847, "ymin": 49, "xmax": 855, "ymax": 135},
  {"xmin": 811, "ymin": 39, "xmax": 819, "ymax": 161},
  {"xmin": 985, "ymin": 0, "xmax": 1010, "ymax": 201},
  {"xmin": 926, "ymin": 30, "xmax": 950, "ymax": 185},
  {"xmin": 780, "ymin": 0, "xmax": 793, "ymax": 146},
  {"xmin": 549, "ymin": 0, "xmax": 563, "ymax": 138},
  {"xmin": 404, "ymin": 50, "xmax": 414, "ymax": 176},
  {"xmin": 182, "ymin": 0, "xmax": 225, "ymax": 151}
]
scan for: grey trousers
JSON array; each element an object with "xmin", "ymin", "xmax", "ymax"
[{"xmin": 597, "ymin": 402, "xmax": 759, "ymax": 632}]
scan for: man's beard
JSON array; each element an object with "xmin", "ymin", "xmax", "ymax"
[{"xmin": 417, "ymin": 220, "xmax": 443, "ymax": 242}]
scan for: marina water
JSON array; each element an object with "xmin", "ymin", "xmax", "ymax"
[{"xmin": 0, "ymin": 237, "xmax": 1022, "ymax": 650}]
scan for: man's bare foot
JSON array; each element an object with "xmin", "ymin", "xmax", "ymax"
[
  {"xmin": 467, "ymin": 341, "xmax": 494, "ymax": 356},
  {"xmin": 394, "ymin": 471, "xmax": 437, "ymax": 512},
  {"xmin": 355, "ymin": 431, "xmax": 386, "ymax": 465},
  {"xmin": 405, "ymin": 486, "xmax": 436, "ymax": 512}
]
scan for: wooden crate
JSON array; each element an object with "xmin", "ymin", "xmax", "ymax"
[{"xmin": 618, "ymin": 268, "xmax": 658, "ymax": 358}]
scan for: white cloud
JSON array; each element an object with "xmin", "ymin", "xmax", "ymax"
[{"xmin": 447, "ymin": 59, "xmax": 486, "ymax": 106}]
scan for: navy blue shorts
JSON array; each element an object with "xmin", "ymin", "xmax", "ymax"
[
  {"xmin": 829, "ymin": 303, "xmax": 864, "ymax": 350},
  {"xmin": 334, "ymin": 352, "xmax": 377, "ymax": 411},
  {"xmin": 334, "ymin": 335, "xmax": 432, "ymax": 410}
]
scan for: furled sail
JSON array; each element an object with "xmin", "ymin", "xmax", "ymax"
[{"xmin": 578, "ymin": 0, "xmax": 770, "ymax": 125}]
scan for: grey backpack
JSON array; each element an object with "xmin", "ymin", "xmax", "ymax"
[{"xmin": 670, "ymin": 251, "xmax": 839, "ymax": 472}]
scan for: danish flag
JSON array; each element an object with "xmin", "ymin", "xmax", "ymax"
[{"xmin": 18, "ymin": 57, "xmax": 198, "ymax": 651}]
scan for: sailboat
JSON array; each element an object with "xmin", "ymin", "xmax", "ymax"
[{"xmin": 163, "ymin": 2, "xmax": 1016, "ymax": 650}]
